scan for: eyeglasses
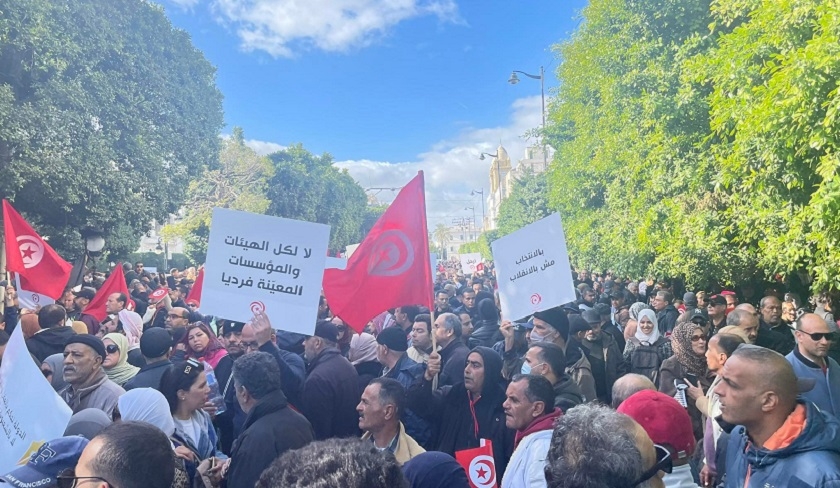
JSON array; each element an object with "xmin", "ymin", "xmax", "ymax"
[
  {"xmin": 105, "ymin": 344, "xmax": 120, "ymax": 355},
  {"xmin": 242, "ymin": 341, "xmax": 260, "ymax": 351},
  {"xmin": 57, "ymin": 468, "xmax": 112, "ymax": 488},
  {"xmin": 690, "ymin": 334, "xmax": 706, "ymax": 342},
  {"xmin": 797, "ymin": 330, "xmax": 839, "ymax": 342},
  {"xmin": 632, "ymin": 444, "xmax": 672, "ymax": 486},
  {"xmin": 167, "ymin": 313, "xmax": 186, "ymax": 319}
]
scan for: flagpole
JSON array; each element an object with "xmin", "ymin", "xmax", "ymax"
[{"xmin": 430, "ymin": 307, "xmax": 438, "ymax": 390}]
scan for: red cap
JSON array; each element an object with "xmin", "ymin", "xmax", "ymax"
[{"xmin": 617, "ymin": 390, "xmax": 695, "ymax": 459}]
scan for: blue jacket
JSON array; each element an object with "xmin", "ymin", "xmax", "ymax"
[
  {"xmin": 787, "ymin": 348, "xmax": 840, "ymax": 418},
  {"xmin": 383, "ymin": 354, "xmax": 432, "ymax": 447},
  {"xmin": 725, "ymin": 401, "xmax": 840, "ymax": 488}
]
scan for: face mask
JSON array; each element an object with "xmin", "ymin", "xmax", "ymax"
[
  {"xmin": 529, "ymin": 329, "xmax": 548, "ymax": 343},
  {"xmin": 521, "ymin": 362, "xmax": 532, "ymax": 375}
]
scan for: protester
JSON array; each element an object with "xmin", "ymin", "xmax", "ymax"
[
  {"xmin": 358, "ymin": 378, "xmax": 425, "ymax": 465},
  {"xmin": 402, "ymin": 451, "xmax": 470, "ymax": 488},
  {"xmin": 239, "ymin": 312, "xmax": 305, "ymax": 405},
  {"xmin": 653, "ymin": 290, "xmax": 679, "ymax": 335},
  {"xmin": 787, "ymin": 313, "xmax": 840, "ymax": 417},
  {"xmin": 0, "ymin": 436, "xmax": 89, "ymax": 488},
  {"xmin": 522, "ymin": 342, "xmax": 586, "ymax": 410},
  {"xmin": 454, "ymin": 288, "xmax": 479, "ymax": 320},
  {"xmin": 118, "ymin": 309, "xmax": 145, "ymax": 367},
  {"xmin": 300, "ymin": 319, "xmax": 361, "ymax": 440},
  {"xmin": 659, "ymin": 321, "xmax": 710, "ymax": 439},
  {"xmin": 470, "ymin": 297, "xmax": 502, "ymax": 348},
  {"xmin": 725, "ymin": 309, "xmax": 758, "ymax": 344},
  {"xmin": 611, "ymin": 373, "xmax": 656, "ymax": 409},
  {"xmin": 332, "ymin": 316, "xmax": 353, "ymax": 357},
  {"xmin": 618, "ymin": 390, "xmax": 698, "ymax": 488},
  {"xmin": 60, "ymin": 335, "xmax": 125, "ymax": 416},
  {"xmin": 545, "ymin": 403, "xmax": 668, "ymax": 488},
  {"xmin": 102, "ymin": 333, "xmax": 140, "ymax": 387},
  {"xmin": 63, "ymin": 408, "xmax": 112, "ymax": 440},
  {"xmin": 64, "ymin": 421, "xmax": 175, "ymax": 488},
  {"xmin": 124, "ymin": 327, "xmax": 173, "ymax": 391},
  {"xmin": 592, "ymin": 304, "xmax": 625, "ymax": 352},
  {"xmin": 719, "ymin": 345, "xmax": 840, "ymax": 487},
  {"xmin": 408, "ymin": 313, "xmax": 434, "ymax": 364},
  {"xmin": 408, "ymin": 346, "xmax": 515, "ymax": 478},
  {"xmin": 26, "ymin": 304, "xmax": 75, "ymax": 363},
  {"xmin": 501, "ymin": 374, "xmax": 562, "ymax": 488},
  {"xmin": 432, "ymin": 312, "xmax": 470, "ymax": 387},
  {"xmin": 69, "ymin": 287, "xmax": 100, "ymax": 335},
  {"xmin": 256, "ymin": 438, "xmax": 407, "ymax": 488},
  {"xmin": 349, "ymin": 332, "xmax": 383, "ymax": 391},
  {"xmin": 223, "ymin": 352, "xmax": 314, "ymax": 488},
  {"xmin": 182, "ymin": 322, "xmax": 229, "ymax": 370},
  {"xmin": 707, "ymin": 295, "xmax": 728, "ymax": 334},
  {"xmin": 395, "ymin": 305, "xmax": 421, "ymax": 335},
  {"xmin": 623, "ymin": 309, "xmax": 672, "ymax": 386},
  {"xmin": 434, "ymin": 290, "xmax": 453, "ymax": 315},
  {"xmin": 734, "ymin": 303, "xmax": 794, "ymax": 354},
  {"xmin": 580, "ymin": 307, "xmax": 627, "ymax": 404}
]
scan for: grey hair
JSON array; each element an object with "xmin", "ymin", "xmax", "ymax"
[
  {"xmin": 725, "ymin": 309, "xmax": 752, "ymax": 327},
  {"xmin": 610, "ymin": 373, "xmax": 656, "ymax": 409},
  {"xmin": 628, "ymin": 302, "xmax": 651, "ymax": 321},
  {"xmin": 233, "ymin": 352, "xmax": 282, "ymax": 400},
  {"xmin": 439, "ymin": 312, "xmax": 462, "ymax": 338},
  {"xmin": 546, "ymin": 403, "xmax": 647, "ymax": 488}
]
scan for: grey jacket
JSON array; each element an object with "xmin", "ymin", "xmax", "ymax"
[{"xmin": 60, "ymin": 369, "xmax": 125, "ymax": 417}]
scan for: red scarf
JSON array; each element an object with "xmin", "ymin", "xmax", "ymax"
[{"xmin": 514, "ymin": 408, "xmax": 563, "ymax": 449}]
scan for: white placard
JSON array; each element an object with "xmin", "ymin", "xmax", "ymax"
[
  {"xmin": 459, "ymin": 253, "xmax": 483, "ymax": 274},
  {"xmin": 0, "ymin": 325, "xmax": 72, "ymax": 472},
  {"xmin": 491, "ymin": 213, "xmax": 576, "ymax": 321},
  {"xmin": 201, "ymin": 208, "xmax": 330, "ymax": 334},
  {"xmin": 325, "ymin": 257, "xmax": 347, "ymax": 270}
]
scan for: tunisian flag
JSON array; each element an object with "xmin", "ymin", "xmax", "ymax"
[
  {"xmin": 3, "ymin": 200, "xmax": 72, "ymax": 299},
  {"xmin": 323, "ymin": 172, "xmax": 433, "ymax": 333},
  {"xmin": 83, "ymin": 263, "xmax": 134, "ymax": 322},
  {"xmin": 186, "ymin": 268, "xmax": 204, "ymax": 306}
]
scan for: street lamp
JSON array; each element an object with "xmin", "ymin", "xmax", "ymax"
[
  {"xmin": 464, "ymin": 207, "xmax": 476, "ymax": 240},
  {"xmin": 471, "ymin": 188, "xmax": 485, "ymax": 231},
  {"xmin": 509, "ymin": 66, "xmax": 548, "ymax": 168}
]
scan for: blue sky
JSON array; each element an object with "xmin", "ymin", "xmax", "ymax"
[{"xmin": 161, "ymin": 0, "xmax": 588, "ymax": 227}]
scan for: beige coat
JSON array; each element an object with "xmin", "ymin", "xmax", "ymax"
[{"xmin": 361, "ymin": 422, "xmax": 425, "ymax": 465}]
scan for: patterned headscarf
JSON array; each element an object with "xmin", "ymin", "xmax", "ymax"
[
  {"xmin": 670, "ymin": 322, "xmax": 707, "ymax": 377},
  {"xmin": 628, "ymin": 302, "xmax": 651, "ymax": 321}
]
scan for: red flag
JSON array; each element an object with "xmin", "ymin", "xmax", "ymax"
[
  {"xmin": 186, "ymin": 268, "xmax": 204, "ymax": 306},
  {"xmin": 455, "ymin": 439, "xmax": 498, "ymax": 488},
  {"xmin": 3, "ymin": 200, "xmax": 72, "ymax": 299},
  {"xmin": 83, "ymin": 263, "xmax": 135, "ymax": 322},
  {"xmin": 323, "ymin": 172, "xmax": 432, "ymax": 332}
]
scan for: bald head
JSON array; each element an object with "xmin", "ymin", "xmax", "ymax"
[
  {"xmin": 735, "ymin": 303, "xmax": 757, "ymax": 315},
  {"xmin": 611, "ymin": 373, "xmax": 656, "ymax": 409},
  {"xmin": 733, "ymin": 345, "xmax": 798, "ymax": 406}
]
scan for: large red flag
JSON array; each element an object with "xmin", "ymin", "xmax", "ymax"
[
  {"xmin": 186, "ymin": 268, "xmax": 204, "ymax": 306},
  {"xmin": 83, "ymin": 263, "xmax": 134, "ymax": 322},
  {"xmin": 3, "ymin": 200, "xmax": 72, "ymax": 299},
  {"xmin": 323, "ymin": 172, "xmax": 433, "ymax": 332}
]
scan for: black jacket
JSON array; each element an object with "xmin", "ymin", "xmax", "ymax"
[
  {"xmin": 224, "ymin": 389, "xmax": 314, "ymax": 488},
  {"xmin": 26, "ymin": 327, "xmax": 76, "ymax": 363},
  {"xmin": 656, "ymin": 305, "xmax": 679, "ymax": 335},
  {"xmin": 354, "ymin": 360, "xmax": 383, "ymax": 394},
  {"xmin": 124, "ymin": 359, "xmax": 171, "ymax": 391},
  {"xmin": 408, "ymin": 347, "xmax": 515, "ymax": 479},
  {"xmin": 757, "ymin": 320, "xmax": 795, "ymax": 355},
  {"xmin": 469, "ymin": 298, "xmax": 502, "ymax": 349},
  {"xmin": 553, "ymin": 375, "xmax": 585, "ymax": 412},
  {"xmin": 300, "ymin": 347, "xmax": 360, "ymax": 440},
  {"xmin": 439, "ymin": 339, "xmax": 470, "ymax": 387}
]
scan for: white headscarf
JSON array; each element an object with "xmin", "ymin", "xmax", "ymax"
[
  {"xmin": 348, "ymin": 333, "xmax": 379, "ymax": 365},
  {"xmin": 635, "ymin": 309, "xmax": 661, "ymax": 344},
  {"xmin": 118, "ymin": 388, "xmax": 176, "ymax": 437},
  {"xmin": 118, "ymin": 310, "xmax": 144, "ymax": 350}
]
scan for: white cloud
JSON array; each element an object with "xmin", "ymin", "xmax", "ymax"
[
  {"xmin": 168, "ymin": 0, "xmax": 201, "ymax": 8},
  {"xmin": 335, "ymin": 95, "xmax": 544, "ymax": 229},
  {"xmin": 205, "ymin": 0, "xmax": 460, "ymax": 57},
  {"xmin": 244, "ymin": 138, "xmax": 286, "ymax": 155}
]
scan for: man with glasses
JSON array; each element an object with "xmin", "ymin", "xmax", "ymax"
[
  {"xmin": 545, "ymin": 403, "xmax": 667, "ymax": 488},
  {"xmin": 719, "ymin": 345, "xmax": 840, "ymax": 487},
  {"xmin": 787, "ymin": 313, "xmax": 840, "ymax": 417},
  {"xmin": 60, "ymin": 421, "xmax": 174, "ymax": 488}
]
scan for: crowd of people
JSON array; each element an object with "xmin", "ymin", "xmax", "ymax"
[{"xmin": 0, "ymin": 263, "xmax": 839, "ymax": 487}]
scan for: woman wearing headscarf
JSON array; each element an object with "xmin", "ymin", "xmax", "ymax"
[
  {"xmin": 402, "ymin": 451, "xmax": 470, "ymax": 488},
  {"xmin": 623, "ymin": 302, "xmax": 651, "ymax": 341},
  {"xmin": 118, "ymin": 309, "xmax": 145, "ymax": 368},
  {"xmin": 469, "ymin": 298, "xmax": 502, "ymax": 348},
  {"xmin": 622, "ymin": 309, "xmax": 672, "ymax": 386},
  {"xmin": 348, "ymin": 332, "xmax": 382, "ymax": 392},
  {"xmin": 102, "ymin": 333, "xmax": 140, "ymax": 387},
  {"xmin": 118, "ymin": 388, "xmax": 190, "ymax": 488},
  {"xmin": 659, "ymin": 321, "xmax": 712, "ymax": 440},
  {"xmin": 41, "ymin": 353, "xmax": 69, "ymax": 392}
]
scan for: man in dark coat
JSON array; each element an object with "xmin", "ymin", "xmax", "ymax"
[
  {"xmin": 26, "ymin": 304, "xmax": 76, "ymax": 363},
  {"xmin": 653, "ymin": 290, "xmax": 679, "ymax": 335},
  {"xmin": 124, "ymin": 327, "xmax": 172, "ymax": 391},
  {"xmin": 433, "ymin": 313, "xmax": 471, "ymax": 387},
  {"xmin": 407, "ymin": 346, "xmax": 515, "ymax": 480},
  {"xmin": 224, "ymin": 352, "xmax": 314, "ymax": 488},
  {"xmin": 300, "ymin": 320, "xmax": 360, "ymax": 440}
]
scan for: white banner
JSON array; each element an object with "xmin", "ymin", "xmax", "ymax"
[
  {"xmin": 459, "ymin": 253, "xmax": 483, "ymax": 274},
  {"xmin": 491, "ymin": 213, "xmax": 576, "ymax": 321},
  {"xmin": 201, "ymin": 208, "xmax": 330, "ymax": 334},
  {"xmin": 325, "ymin": 257, "xmax": 347, "ymax": 270},
  {"xmin": 14, "ymin": 275, "xmax": 54, "ymax": 310},
  {"xmin": 0, "ymin": 325, "xmax": 72, "ymax": 472}
]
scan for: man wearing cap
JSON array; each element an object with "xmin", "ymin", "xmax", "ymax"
[
  {"xmin": 0, "ymin": 436, "xmax": 89, "ymax": 487},
  {"xmin": 786, "ymin": 313, "xmax": 840, "ymax": 417},
  {"xmin": 594, "ymin": 303, "xmax": 625, "ymax": 352},
  {"xmin": 123, "ymin": 328, "xmax": 173, "ymax": 391},
  {"xmin": 26, "ymin": 304, "xmax": 77, "ymax": 363},
  {"xmin": 719, "ymin": 345, "xmax": 840, "ymax": 487},
  {"xmin": 59, "ymin": 335, "xmax": 125, "ymax": 416},
  {"xmin": 580, "ymin": 308, "xmax": 627, "ymax": 404},
  {"xmin": 69, "ymin": 287, "xmax": 101, "ymax": 335},
  {"xmin": 618, "ymin": 390, "xmax": 698, "ymax": 487},
  {"xmin": 707, "ymin": 295, "xmax": 728, "ymax": 334},
  {"xmin": 300, "ymin": 319, "xmax": 360, "ymax": 440}
]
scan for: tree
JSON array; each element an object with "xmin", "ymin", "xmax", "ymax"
[
  {"xmin": 163, "ymin": 127, "xmax": 274, "ymax": 263},
  {"xmin": 496, "ymin": 169, "xmax": 551, "ymax": 237},
  {"xmin": 266, "ymin": 145, "xmax": 368, "ymax": 251},
  {"xmin": 0, "ymin": 0, "xmax": 223, "ymax": 259},
  {"xmin": 433, "ymin": 223, "xmax": 451, "ymax": 257}
]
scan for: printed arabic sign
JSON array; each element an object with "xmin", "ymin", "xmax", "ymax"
[
  {"xmin": 459, "ymin": 253, "xmax": 483, "ymax": 274},
  {"xmin": 201, "ymin": 208, "xmax": 330, "ymax": 334},
  {"xmin": 491, "ymin": 213, "xmax": 576, "ymax": 321}
]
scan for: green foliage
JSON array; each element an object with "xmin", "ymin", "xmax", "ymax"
[
  {"xmin": 459, "ymin": 229, "xmax": 499, "ymax": 260},
  {"xmin": 0, "ymin": 0, "xmax": 223, "ymax": 259},
  {"xmin": 496, "ymin": 169, "xmax": 552, "ymax": 237},
  {"xmin": 266, "ymin": 144, "xmax": 368, "ymax": 251}
]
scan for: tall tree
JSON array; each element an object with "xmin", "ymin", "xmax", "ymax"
[{"xmin": 0, "ymin": 0, "xmax": 223, "ymax": 259}]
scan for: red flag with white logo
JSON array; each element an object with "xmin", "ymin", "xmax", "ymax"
[
  {"xmin": 186, "ymin": 268, "xmax": 204, "ymax": 307},
  {"xmin": 323, "ymin": 172, "xmax": 433, "ymax": 333},
  {"xmin": 2, "ymin": 200, "xmax": 72, "ymax": 299},
  {"xmin": 455, "ymin": 439, "xmax": 498, "ymax": 488},
  {"xmin": 83, "ymin": 263, "xmax": 135, "ymax": 322}
]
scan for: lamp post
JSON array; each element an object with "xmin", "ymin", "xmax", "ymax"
[
  {"xmin": 471, "ymin": 188, "xmax": 485, "ymax": 231},
  {"xmin": 464, "ymin": 207, "xmax": 476, "ymax": 240},
  {"xmin": 480, "ymin": 152, "xmax": 501, "ymax": 230},
  {"xmin": 70, "ymin": 229, "xmax": 105, "ymax": 286},
  {"xmin": 509, "ymin": 66, "xmax": 548, "ymax": 169},
  {"xmin": 155, "ymin": 238, "xmax": 169, "ymax": 271}
]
